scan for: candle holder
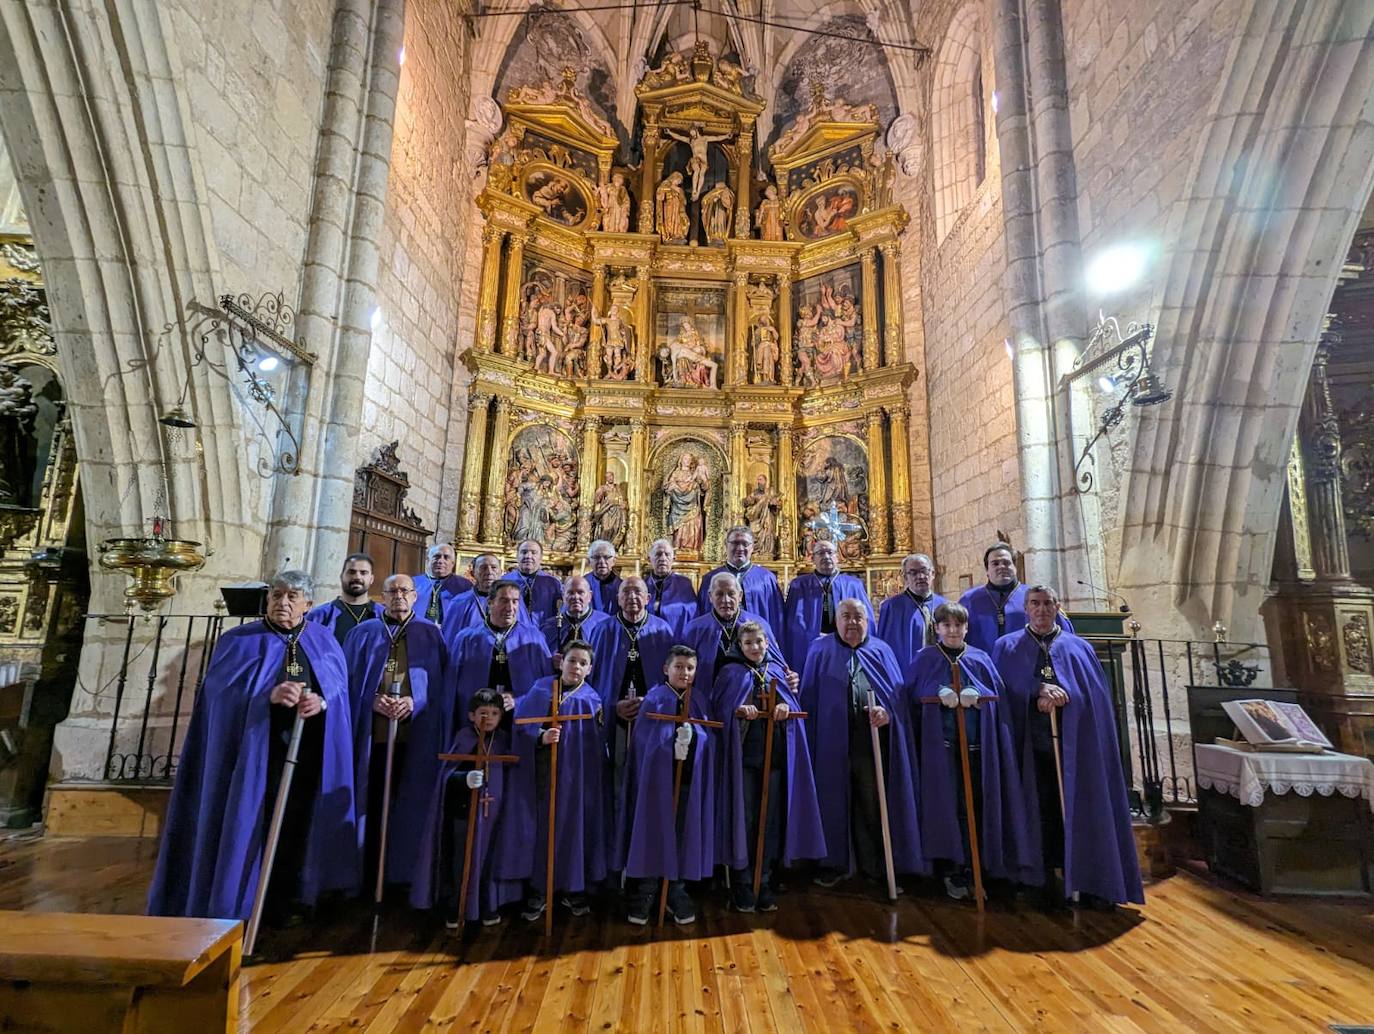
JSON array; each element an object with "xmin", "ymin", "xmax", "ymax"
[{"xmin": 97, "ymin": 527, "xmax": 205, "ymax": 612}]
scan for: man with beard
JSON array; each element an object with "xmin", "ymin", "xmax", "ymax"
[
  {"xmin": 509, "ymin": 539, "xmax": 563, "ymax": 625},
  {"xmin": 413, "ymin": 543, "xmax": 474, "ymax": 628},
  {"xmin": 306, "ymin": 552, "xmax": 383, "ymax": 647},
  {"xmin": 696, "ymin": 526, "xmax": 784, "ymax": 634},
  {"xmin": 644, "ymin": 538, "xmax": 698, "ymax": 639},
  {"xmin": 959, "ymin": 543, "xmax": 1072, "ymax": 652}
]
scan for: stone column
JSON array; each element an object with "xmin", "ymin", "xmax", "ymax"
[
  {"xmin": 888, "ymin": 403, "xmax": 913, "ymax": 553},
  {"xmin": 778, "ymin": 426, "xmax": 796, "ymax": 562},
  {"xmin": 860, "ymin": 247, "xmax": 880, "ymax": 372},
  {"xmin": 730, "ymin": 421, "xmax": 748, "ymax": 526},
  {"xmin": 866, "ymin": 408, "xmax": 890, "ymax": 554},
  {"xmin": 639, "ymin": 121, "xmax": 660, "ymax": 235},
  {"xmin": 778, "ymin": 274, "xmax": 793, "ymax": 387},
  {"xmin": 1304, "ymin": 328, "xmax": 1352, "ymax": 582},
  {"xmin": 481, "ymin": 397, "xmax": 512, "ymax": 543},
  {"xmin": 627, "ymin": 418, "xmax": 647, "ymax": 553},
  {"xmin": 635, "ymin": 266, "xmax": 654, "ymax": 377},
  {"xmin": 498, "ymin": 232, "xmax": 528, "ymax": 357},
  {"xmin": 589, "ymin": 263, "xmax": 608, "ymax": 378},
  {"xmin": 879, "ymin": 240, "xmax": 902, "ymax": 368},
  {"xmin": 457, "ymin": 392, "xmax": 491, "ymax": 544},
  {"xmin": 731, "ymin": 270, "xmax": 749, "ymax": 385},
  {"xmin": 734, "ymin": 120, "xmax": 754, "ymax": 238},
  {"xmin": 476, "ymin": 225, "xmax": 506, "ymax": 352},
  {"xmin": 577, "ymin": 415, "xmax": 601, "ymax": 550}
]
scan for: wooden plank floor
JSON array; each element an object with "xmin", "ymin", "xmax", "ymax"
[{"xmin": 2, "ymin": 832, "xmax": 1370, "ymax": 1033}]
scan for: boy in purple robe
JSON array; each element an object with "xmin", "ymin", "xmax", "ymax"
[
  {"xmin": 540, "ymin": 573, "xmax": 610, "ymax": 671},
  {"xmin": 681, "ymin": 571, "xmax": 794, "ymax": 706},
  {"xmin": 800, "ymin": 600, "xmax": 924, "ymax": 889},
  {"xmin": 714, "ymin": 622, "xmax": 826, "ymax": 912},
  {"xmin": 445, "ymin": 580, "xmax": 550, "ymax": 733},
  {"xmin": 958, "ymin": 543, "xmax": 1072, "ymax": 652},
  {"xmin": 306, "ymin": 552, "xmax": 383, "ymax": 646},
  {"xmin": 506, "ymin": 641, "xmax": 609, "ymax": 921},
  {"xmin": 409, "ymin": 689, "xmax": 521, "ymax": 928},
  {"xmin": 509, "ymin": 539, "xmax": 563, "ymax": 625},
  {"xmin": 781, "ymin": 539, "xmax": 873, "ymax": 671},
  {"xmin": 876, "ymin": 553, "xmax": 947, "ymax": 664},
  {"xmin": 343, "ymin": 573, "xmax": 445, "ymax": 891},
  {"xmin": 413, "ymin": 542, "xmax": 474, "ymax": 628},
  {"xmin": 907, "ymin": 601, "xmax": 1039, "ymax": 902},
  {"xmin": 991, "ymin": 585, "xmax": 1144, "ymax": 909},
  {"xmin": 645, "ymin": 537, "xmax": 698, "ymax": 638},
  {"xmin": 586, "ymin": 539, "xmax": 623, "ymax": 614},
  {"xmin": 148, "ymin": 571, "xmax": 358, "ymax": 926},
  {"xmin": 696, "ymin": 525, "xmax": 784, "ymax": 633},
  {"xmin": 619, "ymin": 646, "xmax": 718, "ymax": 925}
]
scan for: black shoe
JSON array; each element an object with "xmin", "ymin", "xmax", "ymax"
[
  {"xmin": 813, "ymin": 869, "xmax": 845, "ymax": 889},
  {"xmin": 627, "ymin": 898, "xmax": 651, "ymax": 925},
  {"xmin": 480, "ymin": 912, "xmax": 502, "ymax": 927},
  {"xmin": 667, "ymin": 883, "xmax": 696, "ymax": 925},
  {"xmin": 1078, "ymin": 892, "xmax": 1116, "ymax": 912},
  {"xmin": 943, "ymin": 871, "xmax": 971, "ymax": 900},
  {"xmin": 521, "ymin": 894, "xmax": 546, "ymax": 922},
  {"xmin": 756, "ymin": 883, "xmax": 778, "ymax": 912},
  {"xmin": 561, "ymin": 893, "xmax": 591, "ymax": 917},
  {"xmin": 729, "ymin": 877, "xmax": 756, "ymax": 913}
]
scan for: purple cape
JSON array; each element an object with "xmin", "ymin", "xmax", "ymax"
[
  {"xmin": 538, "ymin": 607, "xmax": 611, "ymax": 658},
  {"xmin": 713, "ymin": 656, "xmax": 826, "ymax": 869},
  {"xmin": 508, "ymin": 568, "xmax": 563, "ymax": 624},
  {"xmin": 696, "ymin": 564, "xmax": 784, "ymax": 632},
  {"xmin": 585, "ymin": 613, "xmax": 675, "ymax": 714},
  {"xmin": 445, "ymin": 584, "xmax": 533, "ymax": 634},
  {"xmin": 680, "ymin": 608, "xmax": 783, "ymax": 712},
  {"xmin": 991, "ymin": 629, "xmax": 1144, "ymax": 903},
  {"xmin": 147, "ymin": 621, "xmax": 358, "ymax": 921},
  {"xmin": 958, "ymin": 583, "xmax": 1074, "ymax": 653},
  {"xmin": 617, "ymin": 681, "xmax": 718, "ymax": 880},
  {"xmin": 343, "ymin": 618, "xmax": 447, "ymax": 886},
  {"xmin": 646, "ymin": 572, "xmax": 698, "ymax": 638},
  {"xmin": 407, "ymin": 725, "xmax": 523, "ymax": 918},
  {"xmin": 444, "ymin": 619, "xmax": 551, "ymax": 735},
  {"xmin": 413, "ymin": 572, "xmax": 474, "ymax": 626},
  {"xmin": 875, "ymin": 591, "xmax": 948, "ymax": 667},
  {"xmin": 305, "ymin": 598, "xmax": 384, "ymax": 634},
  {"xmin": 501, "ymin": 678, "xmax": 610, "ymax": 891},
  {"xmin": 587, "ymin": 572, "xmax": 622, "ymax": 614},
  {"xmin": 799, "ymin": 635, "xmax": 925, "ymax": 874},
  {"xmin": 781, "ymin": 572, "xmax": 873, "ymax": 671},
  {"xmin": 905, "ymin": 644, "xmax": 1040, "ymax": 883}
]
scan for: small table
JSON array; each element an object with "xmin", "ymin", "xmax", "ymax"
[
  {"xmin": 1196, "ymin": 744, "xmax": 1374, "ymax": 896},
  {"xmin": 0, "ymin": 911, "xmax": 241, "ymax": 1033}
]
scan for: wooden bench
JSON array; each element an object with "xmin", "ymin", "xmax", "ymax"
[{"xmin": 0, "ymin": 911, "xmax": 240, "ymax": 1033}]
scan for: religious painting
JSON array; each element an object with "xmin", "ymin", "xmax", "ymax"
[
  {"xmin": 654, "ymin": 285, "xmax": 726, "ymax": 390},
  {"xmin": 797, "ymin": 434, "xmax": 870, "ymax": 562},
  {"xmin": 793, "ymin": 180, "xmax": 862, "ymax": 240},
  {"xmin": 516, "ymin": 259, "xmax": 592, "ymax": 378},
  {"xmin": 647, "ymin": 436, "xmax": 727, "ymax": 561},
  {"xmin": 522, "ymin": 164, "xmax": 591, "ymax": 228},
  {"xmin": 503, "ymin": 423, "xmax": 580, "ymax": 551},
  {"xmin": 793, "ymin": 265, "xmax": 863, "ymax": 386}
]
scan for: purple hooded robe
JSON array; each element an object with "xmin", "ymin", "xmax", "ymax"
[{"xmin": 781, "ymin": 572, "xmax": 873, "ymax": 671}]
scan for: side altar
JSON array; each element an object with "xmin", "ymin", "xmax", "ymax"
[{"xmin": 454, "ymin": 48, "xmax": 916, "ymax": 592}]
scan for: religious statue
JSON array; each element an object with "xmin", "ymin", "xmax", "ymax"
[
  {"xmin": 795, "ymin": 303, "xmax": 821, "ymax": 387},
  {"xmin": 0, "ymin": 364, "xmax": 37, "ymax": 505},
  {"xmin": 751, "ymin": 314, "xmax": 780, "ymax": 385},
  {"xmin": 561, "ymin": 295, "xmax": 590, "ymax": 378},
  {"xmin": 701, "ymin": 181, "xmax": 735, "ymax": 244},
  {"xmin": 796, "ymin": 282, "xmax": 862, "ymax": 384},
  {"xmin": 662, "ymin": 316, "xmax": 718, "ymax": 389},
  {"xmin": 517, "ymin": 282, "xmax": 543, "ymax": 362},
  {"xmin": 655, "ymin": 171, "xmax": 689, "ymax": 243},
  {"xmin": 662, "ymin": 451, "xmax": 709, "ymax": 554},
  {"xmin": 531, "ymin": 290, "xmax": 566, "ymax": 374},
  {"xmin": 641, "ymin": 50, "xmax": 690, "ymax": 88},
  {"xmin": 711, "ymin": 57, "xmax": 745, "ymax": 94},
  {"xmin": 596, "ymin": 173, "xmax": 631, "ymax": 233},
  {"xmin": 755, "ymin": 184, "xmax": 784, "ymax": 241},
  {"xmin": 741, "ymin": 474, "xmax": 782, "ymax": 559},
  {"xmin": 513, "ymin": 474, "xmax": 553, "ymax": 545},
  {"xmin": 589, "ymin": 470, "xmax": 627, "ymax": 548},
  {"xmin": 592, "ymin": 276, "xmax": 636, "ymax": 380},
  {"xmin": 664, "ymin": 123, "xmax": 730, "ymax": 201}
]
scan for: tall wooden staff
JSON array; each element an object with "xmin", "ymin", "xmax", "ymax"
[
  {"xmin": 438, "ymin": 734, "xmax": 518, "ymax": 934},
  {"xmin": 865, "ymin": 688, "xmax": 898, "ymax": 902},
  {"xmin": 751, "ymin": 678, "xmax": 807, "ymax": 898},
  {"xmin": 515, "ymin": 677, "xmax": 593, "ymax": 936},
  {"xmin": 647, "ymin": 684, "xmax": 723, "ymax": 927},
  {"xmin": 244, "ymin": 686, "xmax": 309, "ymax": 956},
  {"xmin": 1049, "ymin": 707, "xmax": 1067, "ymax": 825},
  {"xmin": 373, "ymin": 680, "xmax": 403, "ymax": 905}
]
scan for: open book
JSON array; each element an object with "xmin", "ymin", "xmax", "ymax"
[{"xmin": 1219, "ymin": 698, "xmax": 1332, "ymax": 752}]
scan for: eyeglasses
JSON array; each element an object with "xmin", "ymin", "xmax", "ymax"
[{"xmin": 383, "ymin": 588, "xmax": 416, "ymax": 597}]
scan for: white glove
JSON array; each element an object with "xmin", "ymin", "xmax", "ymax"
[
  {"xmin": 959, "ymin": 687, "xmax": 981, "ymax": 709},
  {"xmin": 938, "ymin": 687, "xmax": 958, "ymax": 709},
  {"xmin": 465, "ymin": 769, "xmax": 484, "ymax": 790},
  {"xmin": 673, "ymin": 722, "xmax": 693, "ymax": 760}
]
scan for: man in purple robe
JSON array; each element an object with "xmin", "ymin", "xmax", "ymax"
[
  {"xmin": 540, "ymin": 573, "xmax": 610, "ymax": 671},
  {"xmin": 618, "ymin": 646, "xmax": 718, "ymax": 925},
  {"xmin": 781, "ymin": 539, "xmax": 873, "ymax": 671},
  {"xmin": 447, "ymin": 553, "xmax": 527, "ymax": 633},
  {"xmin": 714, "ymin": 621, "xmax": 825, "ymax": 912},
  {"xmin": 413, "ymin": 542, "xmax": 474, "ymax": 628},
  {"xmin": 800, "ymin": 600, "xmax": 923, "ymax": 889},
  {"xmin": 992, "ymin": 585, "xmax": 1143, "ymax": 909},
  {"xmin": 445, "ymin": 580, "xmax": 550, "ymax": 732},
  {"xmin": 696, "ymin": 525, "xmax": 784, "ymax": 633},
  {"xmin": 906, "ymin": 601, "xmax": 1039, "ymax": 901},
  {"xmin": 505, "ymin": 642, "xmax": 609, "ymax": 921},
  {"xmin": 586, "ymin": 539, "xmax": 622, "ymax": 614},
  {"xmin": 306, "ymin": 552, "xmax": 383, "ymax": 646},
  {"xmin": 681, "ymin": 571, "xmax": 794, "ymax": 704},
  {"xmin": 645, "ymin": 537, "xmax": 698, "ymax": 638},
  {"xmin": 148, "ymin": 570, "xmax": 358, "ymax": 926},
  {"xmin": 509, "ymin": 539, "xmax": 563, "ymax": 625},
  {"xmin": 409, "ymin": 689, "xmax": 521, "ymax": 928},
  {"xmin": 959, "ymin": 543, "xmax": 1072, "ymax": 652},
  {"xmin": 343, "ymin": 573, "xmax": 446, "ymax": 891},
  {"xmin": 876, "ymin": 553, "xmax": 947, "ymax": 666}
]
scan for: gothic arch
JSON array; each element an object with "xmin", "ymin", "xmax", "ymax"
[{"xmin": 930, "ymin": 3, "xmax": 987, "ymax": 242}]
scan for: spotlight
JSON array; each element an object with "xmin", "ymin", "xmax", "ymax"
[
  {"xmin": 1131, "ymin": 371, "xmax": 1173, "ymax": 407},
  {"xmin": 1085, "ymin": 243, "xmax": 1150, "ymax": 296},
  {"xmin": 256, "ymin": 355, "xmax": 280, "ymax": 373}
]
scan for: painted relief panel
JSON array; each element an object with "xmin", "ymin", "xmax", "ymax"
[
  {"xmin": 517, "ymin": 258, "xmax": 592, "ymax": 378},
  {"xmin": 797, "ymin": 434, "xmax": 870, "ymax": 561},
  {"xmin": 793, "ymin": 264, "xmax": 863, "ymax": 386},
  {"xmin": 654, "ymin": 285, "xmax": 726, "ymax": 389},
  {"xmin": 648, "ymin": 437, "xmax": 726, "ymax": 561},
  {"xmin": 522, "ymin": 165, "xmax": 593, "ymax": 228},
  {"xmin": 504, "ymin": 423, "xmax": 580, "ymax": 550}
]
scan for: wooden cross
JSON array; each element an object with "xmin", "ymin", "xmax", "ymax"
[
  {"xmin": 514, "ymin": 677, "xmax": 595, "ymax": 936},
  {"xmin": 647, "ymin": 684, "xmax": 724, "ymax": 926},
  {"xmin": 437, "ymin": 733, "xmax": 519, "ymax": 935},
  {"xmin": 748, "ymin": 677, "xmax": 807, "ymax": 898}
]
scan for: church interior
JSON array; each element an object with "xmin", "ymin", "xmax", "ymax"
[{"xmin": 1, "ymin": 0, "xmax": 1372, "ymax": 1030}]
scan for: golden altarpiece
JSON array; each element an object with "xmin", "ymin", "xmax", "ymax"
[{"xmin": 455, "ymin": 49, "xmax": 915, "ymax": 590}]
